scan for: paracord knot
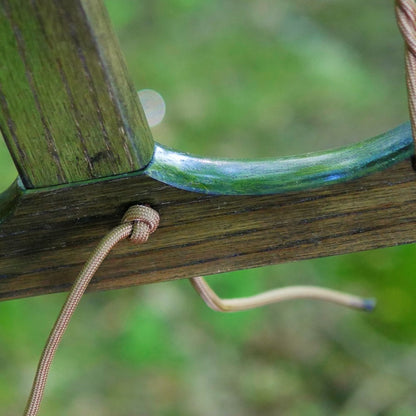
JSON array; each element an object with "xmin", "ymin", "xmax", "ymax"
[{"xmin": 121, "ymin": 205, "xmax": 160, "ymax": 243}]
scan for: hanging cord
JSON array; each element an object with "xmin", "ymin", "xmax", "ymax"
[
  {"xmin": 190, "ymin": 276, "xmax": 375, "ymax": 312},
  {"xmin": 23, "ymin": 205, "xmax": 160, "ymax": 416},
  {"xmin": 23, "ymin": 204, "xmax": 373, "ymax": 415},
  {"xmin": 396, "ymin": 0, "xmax": 416, "ymax": 145}
]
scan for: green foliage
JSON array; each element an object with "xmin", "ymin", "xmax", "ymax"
[{"xmin": 116, "ymin": 304, "xmax": 186, "ymax": 367}]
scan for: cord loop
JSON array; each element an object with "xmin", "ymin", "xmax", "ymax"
[{"xmin": 121, "ymin": 205, "xmax": 160, "ymax": 243}]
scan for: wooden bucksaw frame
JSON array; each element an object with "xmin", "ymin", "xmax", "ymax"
[
  {"xmin": 4, "ymin": 0, "xmax": 416, "ymax": 414},
  {"xmin": 0, "ymin": 2, "xmax": 414, "ymax": 304}
]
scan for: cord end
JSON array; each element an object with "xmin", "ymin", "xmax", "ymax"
[{"xmin": 351, "ymin": 297, "xmax": 376, "ymax": 312}]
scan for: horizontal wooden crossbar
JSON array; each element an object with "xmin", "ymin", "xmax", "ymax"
[{"xmin": 1, "ymin": 158, "xmax": 415, "ymax": 302}]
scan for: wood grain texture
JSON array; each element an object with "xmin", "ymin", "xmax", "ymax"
[
  {"xmin": 1, "ymin": 158, "xmax": 416, "ymax": 302},
  {"xmin": 0, "ymin": 0, "xmax": 153, "ymax": 189}
]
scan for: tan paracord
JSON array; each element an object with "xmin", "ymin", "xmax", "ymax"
[
  {"xmin": 396, "ymin": 0, "xmax": 416, "ymax": 144},
  {"xmin": 24, "ymin": 205, "xmax": 160, "ymax": 416},
  {"xmin": 24, "ymin": 3, "xmax": 416, "ymax": 413},
  {"xmin": 24, "ymin": 205, "xmax": 375, "ymax": 415}
]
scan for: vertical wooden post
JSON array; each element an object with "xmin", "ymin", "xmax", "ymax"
[{"xmin": 0, "ymin": 0, "xmax": 154, "ymax": 188}]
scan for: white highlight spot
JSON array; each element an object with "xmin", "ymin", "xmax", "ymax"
[{"xmin": 138, "ymin": 89, "xmax": 166, "ymax": 127}]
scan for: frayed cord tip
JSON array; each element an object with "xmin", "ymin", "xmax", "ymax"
[{"xmin": 360, "ymin": 298, "xmax": 377, "ymax": 312}]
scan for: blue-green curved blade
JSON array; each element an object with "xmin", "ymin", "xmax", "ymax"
[{"xmin": 144, "ymin": 122, "xmax": 414, "ymax": 195}]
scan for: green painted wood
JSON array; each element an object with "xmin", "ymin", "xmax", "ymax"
[
  {"xmin": 0, "ymin": 0, "xmax": 153, "ymax": 189},
  {"xmin": 145, "ymin": 123, "xmax": 415, "ymax": 195}
]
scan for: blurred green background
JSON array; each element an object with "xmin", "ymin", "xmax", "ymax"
[{"xmin": 1, "ymin": 0, "xmax": 416, "ymax": 414}]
